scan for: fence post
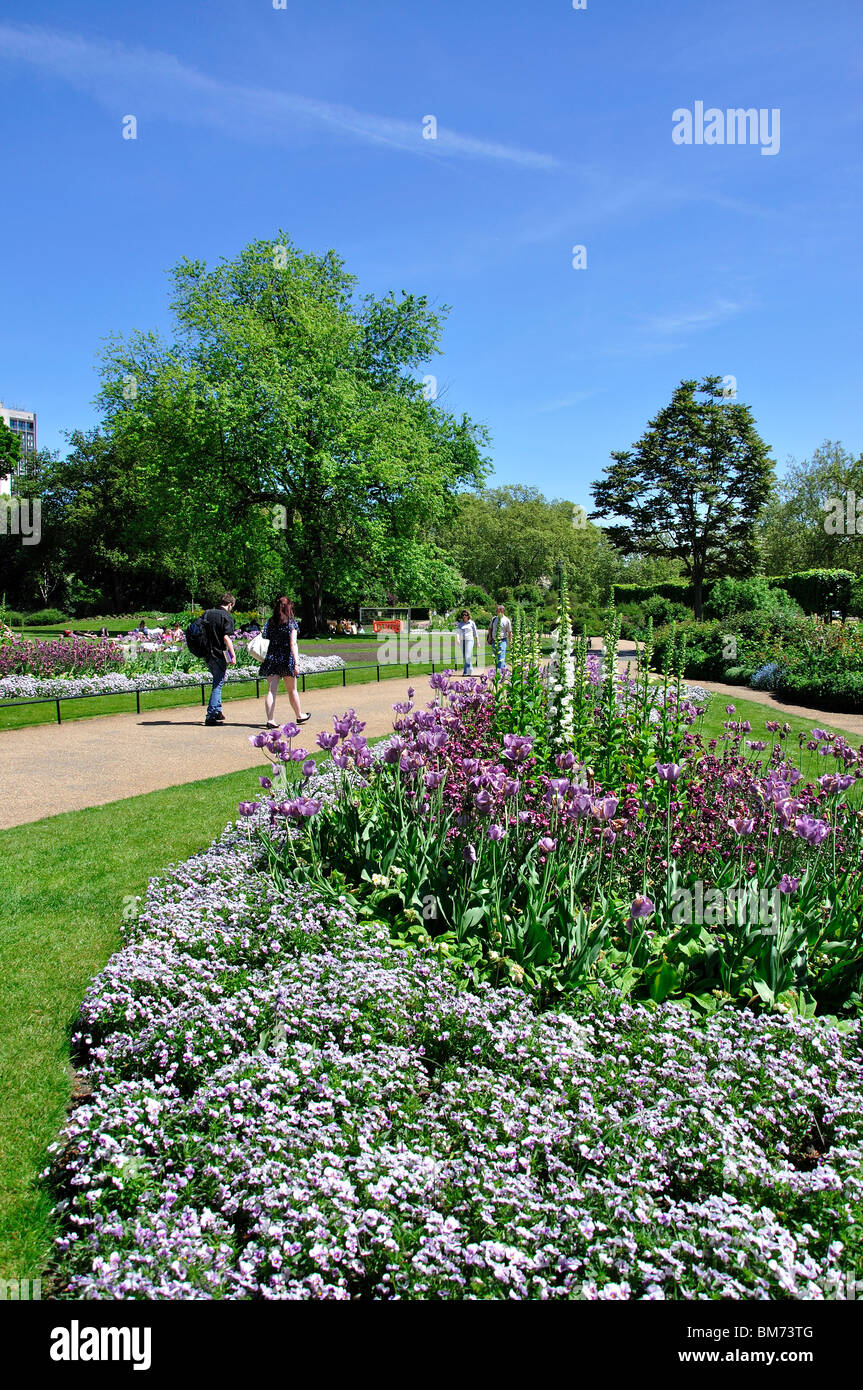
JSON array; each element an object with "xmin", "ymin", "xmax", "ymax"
[
  {"xmin": 136, "ymin": 690, "xmax": 141, "ymax": 715},
  {"xmin": 405, "ymin": 662, "xmax": 410, "ymax": 679},
  {"xmin": 376, "ymin": 664, "xmax": 380, "ymax": 682},
  {"xmin": 342, "ymin": 667, "xmax": 346, "ymax": 687},
  {"xmin": 201, "ymin": 683, "xmax": 206, "ymax": 706},
  {"xmin": 302, "ymin": 674, "xmax": 306, "ymax": 694},
  {"xmin": 56, "ymin": 699, "xmax": 61, "ymax": 725},
  {"xmin": 256, "ymin": 680, "xmax": 260, "ymax": 698}
]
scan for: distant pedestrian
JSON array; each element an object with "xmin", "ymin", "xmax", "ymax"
[
  {"xmin": 488, "ymin": 604, "xmax": 512, "ymax": 672},
  {"xmin": 203, "ymin": 593, "xmax": 237, "ymax": 726},
  {"xmin": 455, "ymin": 609, "xmax": 479, "ymax": 675},
  {"xmin": 259, "ymin": 596, "xmax": 311, "ymax": 728}
]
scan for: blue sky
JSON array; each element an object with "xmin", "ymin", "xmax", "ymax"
[{"xmin": 1, "ymin": 0, "xmax": 861, "ymax": 509}]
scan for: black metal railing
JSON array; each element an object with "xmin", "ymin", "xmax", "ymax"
[{"xmin": 0, "ymin": 661, "xmax": 443, "ymax": 726}]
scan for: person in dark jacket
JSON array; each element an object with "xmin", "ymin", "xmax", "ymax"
[
  {"xmin": 259, "ymin": 596, "xmax": 310, "ymax": 728},
  {"xmin": 203, "ymin": 593, "xmax": 236, "ymax": 726}
]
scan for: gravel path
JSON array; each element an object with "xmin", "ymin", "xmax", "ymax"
[{"xmin": 0, "ymin": 676, "xmax": 433, "ymax": 830}]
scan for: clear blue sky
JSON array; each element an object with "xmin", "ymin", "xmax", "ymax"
[{"xmin": 1, "ymin": 0, "xmax": 860, "ymax": 507}]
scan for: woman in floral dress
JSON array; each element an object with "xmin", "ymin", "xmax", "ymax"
[{"xmin": 259, "ymin": 597, "xmax": 311, "ymax": 728}]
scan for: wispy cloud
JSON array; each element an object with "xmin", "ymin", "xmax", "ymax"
[
  {"xmin": 0, "ymin": 23, "xmax": 560, "ymax": 170},
  {"xmin": 533, "ymin": 388, "xmax": 605, "ymax": 415},
  {"xmin": 642, "ymin": 298, "xmax": 748, "ymax": 337}
]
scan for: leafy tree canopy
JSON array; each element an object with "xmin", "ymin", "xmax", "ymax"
[{"xmin": 590, "ymin": 376, "xmax": 775, "ymax": 617}]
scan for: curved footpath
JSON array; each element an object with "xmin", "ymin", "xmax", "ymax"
[{"xmin": 0, "ymin": 676, "xmax": 433, "ymax": 831}]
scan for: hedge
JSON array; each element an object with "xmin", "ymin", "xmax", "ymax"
[
  {"xmin": 768, "ymin": 570, "xmax": 855, "ymax": 618},
  {"xmin": 614, "ymin": 570, "xmax": 858, "ymax": 619}
]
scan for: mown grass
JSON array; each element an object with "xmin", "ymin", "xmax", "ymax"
[{"xmin": 0, "ymin": 759, "xmax": 303, "ymax": 1281}]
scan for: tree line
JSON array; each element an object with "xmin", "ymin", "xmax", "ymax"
[{"xmin": 1, "ymin": 234, "xmax": 859, "ymax": 625}]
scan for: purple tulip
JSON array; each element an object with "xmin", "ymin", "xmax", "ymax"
[
  {"xmin": 629, "ymin": 894, "xmax": 655, "ymax": 918},
  {"xmin": 655, "ymin": 763, "xmax": 682, "ymax": 783},
  {"xmin": 777, "ymin": 874, "xmax": 800, "ymax": 895},
  {"xmin": 537, "ymin": 836, "xmax": 557, "ymax": 853},
  {"xmin": 259, "ymin": 776, "xmax": 272, "ymax": 789},
  {"xmin": 281, "ymin": 722, "xmax": 300, "ymax": 739},
  {"xmin": 238, "ymin": 801, "xmax": 258, "ymax": 817},
  {"xmin": 794, "ymin": 815, "xmax": 830, "ymax": 847},
  {"xmin": 727, "ymin": 815, "xmax": 755, "ymax": 836},
  {"xmin": 302, "ymin": 759, "xmax": 316, "ymax": 778},
  {"xmin": 488, "ymin": 823, "xmax": 506, "ymax": 841},
  {"xmin": 475, "ymin": 790, "xmax": 493, "ymax": 814},
  {"xmin": 463, "ymin": 842, "xmax": 477, "ymax": 864},
  {"xmin": 316, "ymin": 731, "xmax": 339, "ymax": 752}
]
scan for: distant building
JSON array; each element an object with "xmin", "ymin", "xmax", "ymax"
[{"xmin": 0, "ymin": 403, "xmax": 37, "ymax": 493}]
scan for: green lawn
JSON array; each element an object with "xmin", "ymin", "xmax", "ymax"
[
  {"xmin": 694, "ymin": 690, "xmax": 859, "ymax": 749},
  {"xmin": 0, "ymin": 762, "xmax": 280, "ymax": 1282}
]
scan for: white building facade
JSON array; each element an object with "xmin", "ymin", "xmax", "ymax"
[{"xmin": 0, "ymin": 403, "xmax": 37, "ymax": 494}]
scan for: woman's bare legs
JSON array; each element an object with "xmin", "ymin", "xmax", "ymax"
[
  {"xmin": 265, "ymin": 675, "xmax": 280, "ymax": 724},
  {"xmin": 284, "ymin": 675, "xmax": 304, "ymax": 720}
]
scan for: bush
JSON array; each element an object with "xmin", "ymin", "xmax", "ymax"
[
  {"xmin": 611, "ymin": 580, "xmax": 695, "ymax": 608},
  {"xmin": 777, "ymin": 669, "xmax": 863, "ymax": 712},
  {"xmin": 651, "ymin": 618, "xmax": 727, "ymax": 678},
  {"xmin": 26, "ymin": 608, "xmax": 68, "ymax": 625},
  {"xmin": 704, "ymin": 576, "xmax": 800, "ymax": 620},
  {"xmin": 850, "ymin": 576, "xmax": 863, "ymax": 618},
  {"xmin": 771, "ymin": 569, "xmax": 855, "ymax": 617},
  {"xmin": 1, "ymin": 609, "xmax": 24, "ymax": 626}
]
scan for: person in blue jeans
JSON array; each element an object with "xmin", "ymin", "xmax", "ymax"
[
  {"xmin": 203, "ymin": 594, "xmax": 237, "ymax": 726},
  {"xmin": 455, "ymin": 609, "xmax": 479, "ymax": 675},
  {"xmin": 488, "ymin": 605, "xmax": 512, "ymax": 672}
]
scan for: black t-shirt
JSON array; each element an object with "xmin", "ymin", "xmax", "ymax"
[{"xmin": 203, "ymin": 608, "xmax": 235, "ymax": 660}]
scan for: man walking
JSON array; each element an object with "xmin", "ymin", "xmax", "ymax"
[
  {"xmin": 203, "ymin": 593, "xmax": 237, "ymax": 726},
  {"xmin": 488, "ymin": 604, "xmax": 512, "ymax": 672}
]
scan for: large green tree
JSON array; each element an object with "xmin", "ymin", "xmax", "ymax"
[
  {"xmin": 97, "ymin": 235, "xmax": 488, "ymax": 627},
  {"xmin": 450, "ymin": 484, "xmax": 615, "ymax": 608},
  {"xmin": 590, "ymin": 377, "xmax": 775, "ymax": 618},
  {"xmin": 758, "ymin": 441, "xmax": 863, "ymax": 577}
]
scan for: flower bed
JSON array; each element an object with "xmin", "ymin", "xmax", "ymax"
[
  {"xmin": 49, "ymin": 814, "xmax": 863, "ymax": 1300},
  {"xmin": 0, "ymin": 654, "xmax": 346, "ymax": 703}
]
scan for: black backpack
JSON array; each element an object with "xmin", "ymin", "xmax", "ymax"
[{"xmin": 185, "ymin": 615, "xmax": 211, "ymax": 659}]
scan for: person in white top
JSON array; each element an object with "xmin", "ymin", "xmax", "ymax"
[
  {"xmin": 488, "ymin": 605, "xmax": 512, "ymax": 671},
  {"xmin": 455, "ymin": 609, "xmax": 480, "ymax": 675}
]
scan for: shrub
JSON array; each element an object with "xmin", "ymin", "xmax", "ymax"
[
  {"xmin": 704, "ymin": 576, "xmax": 800, "ymax": 620},
  {"xmin": 772, "ymin": 569, "xmax": 855, "ymax": 617},
  {"xmin": 850, "ymin": 576, "xmax": 863, "ymax": 618},
  {"xmin": 777, "ymin": 669, "xmax": 863, "ymax": 712},
  {"xmin": 611, "ymin": 580, "xmax": 696, "ymax": 608},
  {"xmin": 26, "ymin": 608, "xmax": 68, "ymax": 625}
]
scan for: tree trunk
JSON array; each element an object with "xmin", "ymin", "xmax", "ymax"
[
  {"xmin": 692, "ymin": 576, "xmax": 703, "ymax": 621},
  {"xmin": 302, "ymin": 574, "xmax": 324, "ymax": 634}
]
